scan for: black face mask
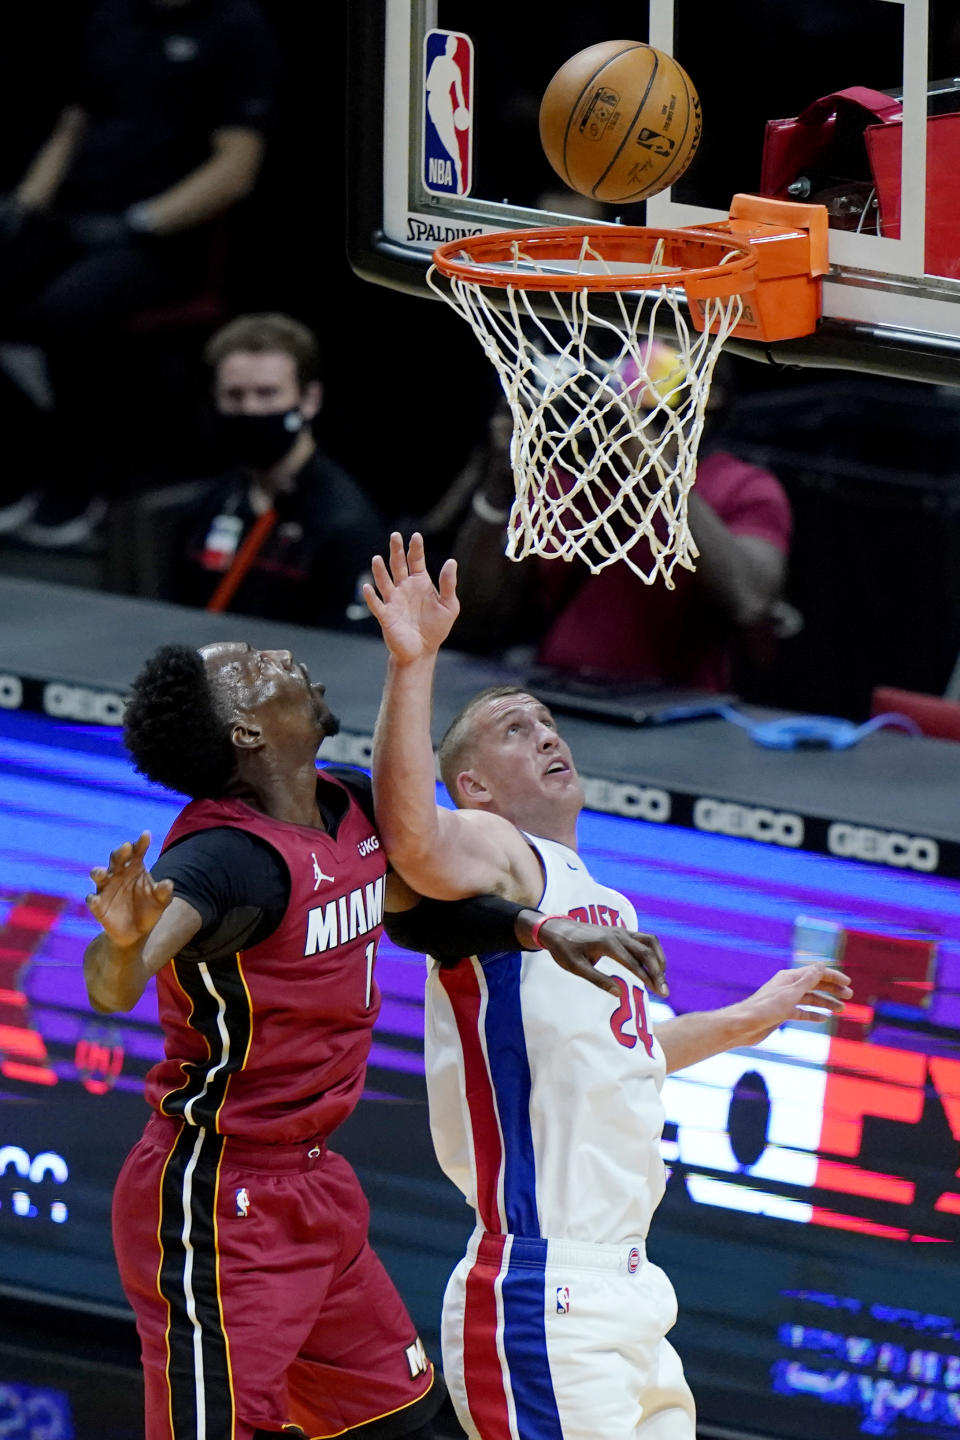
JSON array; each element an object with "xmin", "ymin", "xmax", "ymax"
[{"xmin": 218, "ymin": 408, "xmax": 306, "ymax": 470}]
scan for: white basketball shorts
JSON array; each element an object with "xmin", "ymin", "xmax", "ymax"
[{"xmin": 442, "ymin": 1230, "xmax": 696, "ymax": 1440}]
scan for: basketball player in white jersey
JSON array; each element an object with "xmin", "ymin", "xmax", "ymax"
[{"xmin": 364, "ymin": 534, "xmax": 850, "ymax": 1440}]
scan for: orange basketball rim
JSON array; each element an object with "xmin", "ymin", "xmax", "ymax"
[{"xmin": 431, "ymin": 195, "xmax": 829, "ymax": 345}]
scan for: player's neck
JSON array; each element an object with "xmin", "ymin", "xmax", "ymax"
[
  {"xmin": 503, "ymin": 804, "xmax": 580, "ymax": 852},
  {"xmin": 232, "ymin": 755, "xmax": 326, "ymax": 829}
]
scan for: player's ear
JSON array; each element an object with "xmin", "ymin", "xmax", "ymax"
[
  {"xmin": 300, "ymin": 380, "xmax": 323, "ymax": 420},
  {"xmin": 231, "ymin": 717, "xmax": 263, "ymax": 751},
  {"xmin": 457, "ymin": 768, "xmax": 491, "ymax": 805}
]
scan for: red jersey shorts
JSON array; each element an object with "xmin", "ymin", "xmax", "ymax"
[{"xmin": 112, "ymin": 1113, "xmax": 441, "ymax": 1440}]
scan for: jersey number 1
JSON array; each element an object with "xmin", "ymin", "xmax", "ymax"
[
  {"xmin": 364, "ymin": 940, "xmax": 377, "ymax": 1008},
  {"xmin": 609, "ymin": 976, "xmax": 654, "ymax": 1058}
]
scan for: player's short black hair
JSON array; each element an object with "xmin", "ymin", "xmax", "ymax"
[
  {"xmin": 124, "ymin": 644, "xmax": 236, "ymax": 799},
  {"xmin": 437, "ymin": 685, "xmax": 528, "ymax": 804}
]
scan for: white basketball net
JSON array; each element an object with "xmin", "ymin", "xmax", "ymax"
[{"xmin": 427, "ymin": 235, "xmax": 745, "ymax": 587}]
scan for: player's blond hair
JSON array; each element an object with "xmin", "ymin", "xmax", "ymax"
[{"xmin": 437, "ymin": 686, "xmax": 528, "ymax": 805}]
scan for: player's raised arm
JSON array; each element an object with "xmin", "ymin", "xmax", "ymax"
[
  {"xmin": 364, "ymin": 532, "xmax": 542, "ymax": 904},
  {"xmin": 84, "ymin": 832, "xmax": 203, "ymax": 1013}
]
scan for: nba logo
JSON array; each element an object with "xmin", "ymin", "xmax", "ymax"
[
  {"xmin": 235, "ymin": 1187, "xmax": 250, "ymax": 1217},
  {"xmin": 556, "ymin": 1286, "xmax": 570, "ymax": 1314},
  {"xmin": 627, "ymin": 1246, "xmax": 641, "ymax": 1275},
  {"xmin": 423, "ymin": 30, "xmax": 473, "ymax": 197}
]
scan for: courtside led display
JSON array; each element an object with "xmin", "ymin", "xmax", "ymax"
[{"xmin": 1, "ymin": 709, "xmax": 958, "ymax": 1439}]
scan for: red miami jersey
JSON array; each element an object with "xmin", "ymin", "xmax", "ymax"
[{"xmin": 144, "ymin": 777, "xmax": 387, "ymax": 1143}]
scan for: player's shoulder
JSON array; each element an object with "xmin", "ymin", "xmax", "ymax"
[
  {"xmin": 155, "ymin": 824, "xmax": 281, "ymax": 871},
  {"xmin": 461, "ymin": 806, "xmax": 533, "ymax": 853}
]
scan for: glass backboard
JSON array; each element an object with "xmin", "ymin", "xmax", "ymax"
[{"xmin": 347, "ymin": 0, "xmax": 960, "ymax": 383}]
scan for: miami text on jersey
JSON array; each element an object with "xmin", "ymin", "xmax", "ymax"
[{"xmin": 304, "ymin": 877, "xmax": 385, "ymax": 955}]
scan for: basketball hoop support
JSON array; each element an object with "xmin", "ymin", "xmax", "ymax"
[{"xmin": 688, "ymin": 194, "xmax": 829, "ymax": 343}]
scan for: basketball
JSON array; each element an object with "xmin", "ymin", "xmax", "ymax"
[{"xmin": 539, "ymin": 40, "xmax": 701, "ymax": 205}]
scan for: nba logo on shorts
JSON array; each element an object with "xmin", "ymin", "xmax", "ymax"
[
  {"xmin": 556, "ymin": 1286, "xmax": 570, "ymax": 1314},
  {"xmin": 235, "ymin": 1187, "xmax": 250, "ymax": 1217},
  {"xmin": 423, "ymin": 30, "xmax": 473, "ymax": 197},
  {"xmin": 627, "ymin": 1247, "xmax": 641, "ymax": 1275}
]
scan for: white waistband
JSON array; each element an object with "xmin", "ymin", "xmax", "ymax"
[{"xmin": 468, "ymin": 1228, "xmax": 647, "ymax": 1274}]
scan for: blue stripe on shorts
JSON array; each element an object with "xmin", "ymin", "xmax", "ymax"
[{"xmin": 500, "ymin": 1236, "xmax": 564, "ymax": 1439}]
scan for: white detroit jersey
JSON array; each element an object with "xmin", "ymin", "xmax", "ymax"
[{"xmin": 425, "ymin": 833, "xmax": 667, "ymax": 1245}]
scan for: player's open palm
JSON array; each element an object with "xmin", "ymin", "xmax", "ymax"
[
  {"xmin": 86, "ymin": 832, "xmax": 173, "ymax": 951},
  {"xmin": 364, "ymin": 531, "xmax": 460, "ymax": 663},
  {"xmin": 746, "ymin": 962, "xmax": 852, "ymax": 1042}
]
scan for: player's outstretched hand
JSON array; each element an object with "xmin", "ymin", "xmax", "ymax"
[
  {"xmin": 534, "ymin": 916, "xmax": 669, "ymax": 999},
  {"xmin": 86, "ymin": 832, "xmax": 173, "ymax": 951},
  {"xmin": 364, "ymin": 531, "xmax": 460, "ymax": 664},
  {"xmin": 744, "ymin": 962, "xmax": 852, "ymax": 1043}
]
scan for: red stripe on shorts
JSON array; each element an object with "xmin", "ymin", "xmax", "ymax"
[{"xmin": 463, "ymin": 1231, "xmax": 513, "ymax": 1440}]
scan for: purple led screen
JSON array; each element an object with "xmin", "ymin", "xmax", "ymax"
[{"xmin": 3, "ymin": 709, "xmax": 960, "ymax": 1438}]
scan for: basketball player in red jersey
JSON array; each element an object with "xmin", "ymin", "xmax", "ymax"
[{"xmin": 84, "ymin": 639, "xmax": 666, "ymax": 1440}]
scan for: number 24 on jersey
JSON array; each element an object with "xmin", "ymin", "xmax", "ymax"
[{"xmin": 609, "ymin": 976, "xmax": 655, "ymax": 1058}]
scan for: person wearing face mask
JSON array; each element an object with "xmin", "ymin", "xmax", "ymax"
[{"xmin": 164, "ymin": 312, "xmax": 385, "ymax": 627}]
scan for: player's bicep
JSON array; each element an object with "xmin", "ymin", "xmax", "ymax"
[
  {"xmin": 398, "ymin": 807, "xmax": 541, "ymax": 905},
  {"xmin": 140, "ymin": 898, "xmax": 204, "ymax": 977}
]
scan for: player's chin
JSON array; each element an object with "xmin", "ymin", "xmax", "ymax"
[
  {"xmin": 563, "ymin": 771, "xmax": 586, "ymax": 804},
  {"xmin": 541, "ymin": 771, "xmax": 585, "ymax": 810},
  {"xmin": 316, "ymin": 705, "xmax": 341, "ymax": 739}
]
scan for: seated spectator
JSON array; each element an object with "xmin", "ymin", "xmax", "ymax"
[
  {"xmin": 448, "ymin": 351, "xmax": 795, "ymax": 691},
  {"xmin": 160, "ymin": 312, "xmax": 385, "ymax": 629},
  {"xmin": 0, "ymin": 0, "xmax": 277, "ymax": 547}
]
